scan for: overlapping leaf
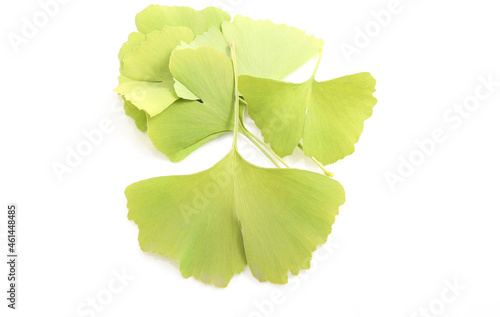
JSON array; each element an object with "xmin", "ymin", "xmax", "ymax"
[
  {"xmin": 239, "ymin": 72, "xmax": 377, "ymax": 165},
  {"xmin": 177, "ymin": 16, "xmax": 324, "ymax": 79},
  {"xmin": 151, "ymin": 16, "xmax": 324, "ymax": 159},
  {"xmin": 136, "ymin": 5, "xmax": 231, "ymax": 36},
  {"xmin": 116, "ymin": 5, "xmax": 232, "ymax": 124},
  {"xmin": 118, "ymin": 5, "xmax": 377, "ymax": 288},
  {"xmin": 148, "ymin": 46, "xmax": 234, "ymax": 161},
  {"xmin": 114, "ymin": 26, "xmax": 194, "ymax": 116},
  {"xmin": 222, "ymin": 15, "xmax": 324, "ymax": 79},
  {"xmin": 123, "ymin": 97, "xmax": 147, "ymax": 132}
]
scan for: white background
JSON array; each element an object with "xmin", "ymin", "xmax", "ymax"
[{"xmin": 1, "ymin": 0, "xmax": 499, "ymax": 316}]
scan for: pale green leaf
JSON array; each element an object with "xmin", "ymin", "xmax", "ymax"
[
  {"xmin": 121, "ymin": 26, "xmax": 194, "ymax": 82},
  {"xmin": 170, "ymin": 46, "xmax": 233, "ymax": 109},
  {"xmin": 173, "ymin": 26, "xmax": 230, "ymax": 100},
  {"xmin": 179, "ymin": 26, "xmax": 230, "ymax": 56},
  {"xmin": 147, "ymin": 46, "xmax": 235, "ymax": 160},
  {"xmin": 173, "ymin": 79, "xmax": 199, "ymax": 100},
  {"xmin": 115, "ymin": 75, "xmax": 178, "ymax": 117},
  {"xmin": 148, "ymin": 99, "xmax": 232, "ymax": 162},
  {"xmin": 123, "ymin": 97, "xmax": 147, "ymax": 132},
  {"xmin": 239, "ymin": 73, "xmax": 377, "ymax": 164},
  {"xmin": 136, "ymin": 5, "xmax": 230, "ymax": 36},
  {"xmin": 118, "ymin": 32, "xmax": 146, "ymax": 71},
  {"xmin": 115, "ymin": 26, "xmax": 194, "ymax": 116},
  {"xmin": 117, "ymin": 33, "xmax": 148, "ymax": 129},
  {"xmin": 126, "ymin": 150, "xmax": 345, "ymax": 287},
  {"xmin": 222, "ymin": 15, "xmax": 324, "ymax": 79}
]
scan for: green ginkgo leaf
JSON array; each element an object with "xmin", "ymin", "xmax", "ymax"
[
  {"xmin": 173, "ymin": 27, "xmax": 230, "ymax": 100},
  {"xmin": 136, "ymin": 5, "xmax": 231, "ymax": 36},
  {"xmin": 148, "ymin": 46, "xmax": 234, "ymax": 161},
  {"xmin": 222, "ymin": 15, "xmax": 324, "ymax": 79},
  {"xmin": 115, "ymin": 26, "xmax": 194, "ymax": 116},
  {"xmin": 117, "ymin": 33, "xmax": 148, "ymax": 131},
  {"xmin": 239, "ymin": 62, "xmax": 377, "ymax": 165},
  {"xmin": 123, "ymin": 97, "xmax": 147, "ymax": 132},
  {"xmin": 179, "ymin": 26, "xmax": 230, "ymax": 55},
  {"xmin": 118, "ymin": 32, "xmax": 146, "ymax": 72},
  {"xmin": 126, "ymin": 150, "xmax": 345, "ymax": 287},
  {"xmin": 173, "ymin": 79, "xmax": 199, "ymax": 100},
  {"xmin": 177, "ymin": 17, "xmax": 324, "ymax": 80}
]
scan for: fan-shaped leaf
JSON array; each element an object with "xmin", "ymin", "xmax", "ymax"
[
  {"xmin": 148, "ymin": 46, "xmax": 235, "ymax": 161},
  {"xmin": 136, "ymin": 5, "xmax": 231, "ymax": 36},
  {"xmin": 126, "ymin": 150, "xmax": 345, "ymax": 287},
  {"xmin": 239, "ymin": 73, "xmax": 377, "ymax": 164}
]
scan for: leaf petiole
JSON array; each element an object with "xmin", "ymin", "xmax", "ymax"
[
  {"xmin": 311, "ymin": 49, "xmax": 323, "ymax": 80},
  {"xmin": 231, "ymin": 44, "xmax": 286, "ymax": 168},
  {"xmin": 238, "ymin": 124, "xmax": 280, "ymax": 168},
  {"xmin": 297, "ymin": 143, "xmax": 334, "ymax": 177},
  {"xmin": 230, "ymin": 42, "xmax": 240, "ymax": 150},
  {"xmin": 239, "ymin": 124, "xmax": 290, "ymax": 168}
]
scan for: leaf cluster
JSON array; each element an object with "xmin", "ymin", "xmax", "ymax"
[{"xmin": 116, "ymin": 5, "xmax": 377, "ymax": 287}]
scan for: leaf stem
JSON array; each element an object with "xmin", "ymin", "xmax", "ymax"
[
  {"xmin": 297, "ymin": 143, "xmax": 334, "ymax": 177},
  {"xmin": 239, "ymin": 124, "xmax": 280, "ymax": 168},
  {"xmin": 230, "ymin": 42, "xmax": 239, "ymax": 150},
  {"xmin": 240, "ymin": 124, "xmax": 290, "ymax": 168},
  {"xmin": 311, "ymin": 49, "xmax": 323, "ymax": 80}
]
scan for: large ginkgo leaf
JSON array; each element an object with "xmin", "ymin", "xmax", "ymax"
[
  {"xmin": 177, "ymin": 17, "xmax": 324, "ymax": 80},
  {"xmin": 239, "ymin": 72, "xmax": 377, "ymax": 165},
  {"xmin": 114, "ymin": 26, "xmax": 194, "ymax": 116},
  {"xmin": 222, "ymin": 15, "xmax": 324, "ymax": 79},
  {"xmin": 147, "ymin": 46, "xmax": 234, "ymax": 161},
  {"xmin": 126, "ymin": 150, "xmax": 345, "ymax": 287},
  {"xmin": 136, "ymin": 5, "xmax": 231, "ymax": 36}
]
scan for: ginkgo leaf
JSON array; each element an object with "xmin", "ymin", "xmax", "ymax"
[
  {"xmin": 148, "ymin": 99, "xmax": 232, "ymax": 162},
  {"xmin": 121, "ymin": 26, "xmax": 193, "ymax": 82},
  {"xmin": 173, "ymin": 27, "xmax": 229, "ymax": 100},
  {"xmin": 126, "ymin": 150, "xmax": 345, "ymax": 287},
  {"xmin": 239, "ymin": 72, "xmax": 377, "ymax": 165},
  {"xmin": 179, "ymin": 26, "xmax": 230, "ymax": 56},
  {"xmin": 115, "ymin": 75, "xmax": 178, "ymax": 117},
  {"xmin": 115, "ymin": 26, "xmax": 194, "ymax": 116},
  {"xmin": 117, "ymin": 33, "xmax": 148, "ymax": 130},
  {"xmin": 177, "ymin": 17, "xmax": 324, "ymax": 80},
  {"xmin": 118, "ymin": 32, "xmax": 146, "ymax": 72},
  {"xmin": 173, "ymin": 79, "xmax": 199, "ymax": 100},
  {"xmin": 136, "ymin": 5, "xmax": 230, "ymax": 36},
  {"xmin": 148, "ymin": 46, "xmax": 235, "ymax": 161},
  {"xmin": 123, "ymin": 97, "xmax": 147, "ymax": 132},
  {"xmin": 222, "ymin": 15, "xmax": 324, "ymax": 79}
]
